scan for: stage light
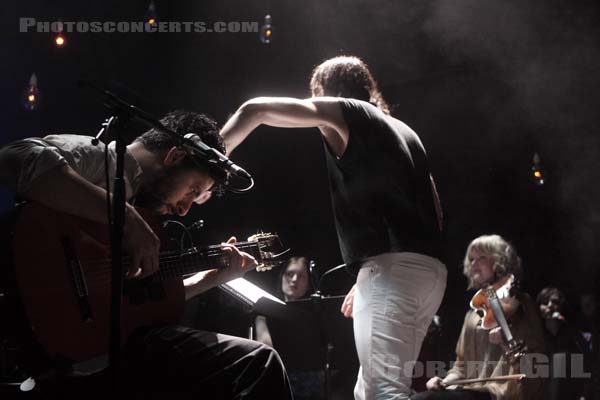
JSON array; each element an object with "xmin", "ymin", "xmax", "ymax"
[
  {"xmin": 260, "ymin": 15, "xmax": 273, "ymax": 44},
  {"xmin": 22, "ymin": 73, "xmax": 41, "ymax": 111},
  {"xmin": 52, "ymin": 21, "xmax": 66, "ymax": 47},
  {"xmin": 55, "ymin": 33, "xmax": 66, "ymax": 47},
  {"xmin": 531, "ymin": 152, "xmax": 545, "ymax": 186},
  {"xmin": 146, "ymin": 1, "xmax": 158, "ymax": 25}
]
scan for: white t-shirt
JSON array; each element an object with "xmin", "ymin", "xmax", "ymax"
[{"xmin": 0, "ymin": 134, "xmax": 142, "ymax": 200}]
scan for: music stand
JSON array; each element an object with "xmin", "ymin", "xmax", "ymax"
[
  {"xmin": 219, "ymin": 278, "xmax": 289, "ymax": 337},
  {"xmin": 219, "ymin": 278, "xmax": 358, "ymax": 400},
  {"xmin": 282, "ymin": 295, "xmax": 356, "ymax": 399}
]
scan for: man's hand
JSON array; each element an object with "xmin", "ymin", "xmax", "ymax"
[
  {"xmin": 123, "ymin": 204, "xmax": 160, "ymax": 278},
  {"xmin": 341, "ymin": 284, "xmax": 357, "ymax": 318},
  {"xmin": 219, "ymin": 236, "xmax": 258, "ymax": 282},
  {"xmin": 183, "ymin": 236, "xmax": 258, "ymax": 300}
]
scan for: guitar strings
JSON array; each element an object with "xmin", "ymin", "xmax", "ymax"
[
  {"xmin": 84, "ymin": 256, "xmax": 231, "ymax": 279},
  {"xmin": 82, "ymin": 241, "xmax": 262, "ymax": 268},
  {"xmin": 81, "ymin": 242, "xmax": 266, "ymax": 277}
]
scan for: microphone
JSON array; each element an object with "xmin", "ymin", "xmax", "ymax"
[
  {"xmin": 551, "ymin": 311, "xmax": 565, "ymax": 321},
  {"xmin": 308, "ymin": 260, "xmax": 319, "ymax": 292},
  {"xmin": 77, "ymin": 80, "xmax": 253, "ymax": 184},
  {"xmin": 184, "ymin": 133, "xmax": 252, "ymax": 181}
]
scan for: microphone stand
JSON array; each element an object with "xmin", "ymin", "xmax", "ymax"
[
  {"xmin": 309, "ymin": 263, "xmax": 347, "ymax": 400},
  {"xmin": 88, "ymin": 103, "xmax": 135, "ymax": 394},
  {"xmin": 107, "ymin": 111, "xmax": 128, "ymax": 394}
]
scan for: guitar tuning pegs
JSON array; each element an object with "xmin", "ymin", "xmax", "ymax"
[
  {"xmin": 247, "ymin": 232, "xmax": 275, "ymax": 242},
  {"xmin": 256, "ymin": 263, "xmax": 273, "ymax": 272}
]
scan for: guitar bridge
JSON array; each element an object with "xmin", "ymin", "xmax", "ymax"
[{"xmin": 61, "ymin": 237, "xmax": 93, "ymax": 323}]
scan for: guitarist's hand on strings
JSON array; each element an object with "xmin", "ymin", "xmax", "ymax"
[
  {"xmin": 124, "ymin": 204, "xmax": 161, "ymax": 278},
  {"xmin": 219, "ymin": 236, "xmax": 258, "ymax": 282}
]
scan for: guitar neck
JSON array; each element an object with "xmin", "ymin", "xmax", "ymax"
[{"xmin": 145, "ymin": 241, "xmax": 263, "ymax": 280}]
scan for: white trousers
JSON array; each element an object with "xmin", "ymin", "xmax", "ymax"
[{"xmin": 353, "ymin": 252, "xmax": 447, "ymax": 400}]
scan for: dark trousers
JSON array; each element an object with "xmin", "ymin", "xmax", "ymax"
[
  {"xmin": 36, "ymin": 325, "xmax": 292, "ymax": 400},
  {"xmin": 412, "ymin": 389, "xmax": 492, "ymax": 400},
  {"xmin": 123, "ymin": 325, "xmax": 292, "ymax": 399}
]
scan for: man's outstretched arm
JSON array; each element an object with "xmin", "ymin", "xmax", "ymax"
[{"xmin": 220, "ymin": 97, "xmax": 348, "ymax": 156}]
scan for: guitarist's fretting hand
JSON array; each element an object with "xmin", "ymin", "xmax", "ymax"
[
  {"xmin": 124, "ymin": 204, "xmax": 161, "ymax": 279},
  {"xmin": 183, "ymin": 237, "xmax": 258, "ymax": 300},
  {"xmin": 220, "ymin": 236, "xmax": 258, "ymax": 282}
]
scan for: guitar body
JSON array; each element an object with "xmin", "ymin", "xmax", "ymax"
[{"xmin": 12, "ymin": 203, "xmax": 184, "ymax": 363}]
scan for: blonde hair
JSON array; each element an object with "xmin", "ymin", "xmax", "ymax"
[{"xmin": 463, "ymin": 234, "xmax": 522, "ymax": 289}]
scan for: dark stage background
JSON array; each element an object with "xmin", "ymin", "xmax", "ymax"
[{"xmin": 3, "ymin": 0, "xmax": 600, "ymax": 370}]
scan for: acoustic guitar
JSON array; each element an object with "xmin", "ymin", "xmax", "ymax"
[{"xmin": 11, "ymin": 203, "xmax": 284, "ymax": 364}]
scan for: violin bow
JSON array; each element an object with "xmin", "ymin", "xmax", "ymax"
[{"xmin": 445, "ymin": 373, "xmax": 526, "ymax": 386}]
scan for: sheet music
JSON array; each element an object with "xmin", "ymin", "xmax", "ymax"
[{"xmin": 219, "ymin": 278, "xmax": 286, "ymax": 306}]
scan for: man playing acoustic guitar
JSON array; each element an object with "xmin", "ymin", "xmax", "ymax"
[{"xmin": 0, "ymin": 110, "xmax": 292, "ymax": 399}]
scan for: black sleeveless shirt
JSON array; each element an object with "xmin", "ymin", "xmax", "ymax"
[{"xmin": 323, "ymin": 99, "xmax": 442, "ymax": 273}]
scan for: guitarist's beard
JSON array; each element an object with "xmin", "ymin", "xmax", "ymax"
[
  {"xmin": 132, "ymin": 165, "xmax": 181, "ymax": 214},
  {"xmin": 133, "ymin": 185, "xmax": 165, "ymax": 213}
]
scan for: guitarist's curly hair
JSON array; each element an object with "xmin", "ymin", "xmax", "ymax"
[
  {"xmin": 135, "ymin": 110, "xmax": 228, "ymax": 191},
  {"xmin": 135, "ymin": 110, "xmax": 225, "ymax": 154}
]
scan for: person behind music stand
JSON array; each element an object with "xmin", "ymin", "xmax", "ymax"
[
  {"xmin": 413, "ymin": 235, "xmax": 545, "ymax": 400},
  {"xmin": 256, "ymin": 257, "xmax": 315, "ymax": 346},
  {"xmin": 255, "ymin": 257, "xmax": 321, "ymax": 400}
]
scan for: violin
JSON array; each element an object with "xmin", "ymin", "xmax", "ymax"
[{"xmin": 470, "ymin": 274, "xmax": 527, "ymax": 363}]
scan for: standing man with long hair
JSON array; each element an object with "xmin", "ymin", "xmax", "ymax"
[{"xmin": 220, "ymin": 55, "xmax": 447, "ymax": 399}]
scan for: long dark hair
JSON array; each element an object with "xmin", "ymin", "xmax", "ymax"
[
  {"xmin": 276, "ymin": 256, "xmax": 315, "ymax": 300},
  {"xmin": 309, "ymin": 55, "xmax": 390, "ymax": 115}
]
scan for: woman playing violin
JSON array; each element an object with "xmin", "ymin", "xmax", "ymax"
[{"xmin": 413, "ymin": 235, "xmax": 545, "ymax": 400}]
